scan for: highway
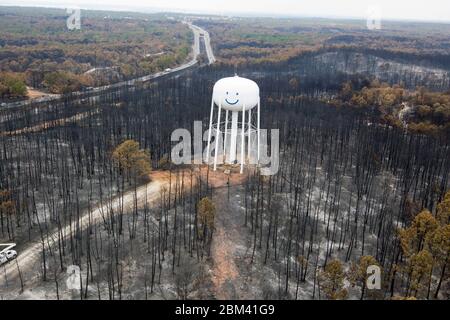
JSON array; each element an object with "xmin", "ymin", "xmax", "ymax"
[
  {"xmin": 189, "ymin": 23, "xmax": 216, "ymax": 64},
  {"xmin": 1, "ymin": 22, "xmax": 215, "ymax": 110}
]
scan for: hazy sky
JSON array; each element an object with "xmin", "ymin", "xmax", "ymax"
[{"xmin": 1, "ymin": 0, "xmax": 450, "ymax": 22}]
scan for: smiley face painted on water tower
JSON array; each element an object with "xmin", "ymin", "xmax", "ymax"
[{"xmin": 212, "ymin": 75, "xmax": 260, "ymax": 111}]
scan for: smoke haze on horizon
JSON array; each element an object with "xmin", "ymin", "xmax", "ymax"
[{"xmin": 1, "ymin": 0, "xmax": 450, "ymax": 22}]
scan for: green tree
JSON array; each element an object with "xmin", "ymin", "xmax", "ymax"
[
  {"xmin": 197, "ymin": 197, "xmax": 216, "ymax": 253},
  {"xmin": 0, "ymin": 72, "xmax": 27, "ymax": 98},
  {"xmin": 436, "ymin": 191, "xmax": 450, "ymax": 225},
  {"xmin": 112, "ymin": 140, "xmax": 151, "ymax": 236},
  {"xmin": 197, "ymin": 197, "xmax": 215, "ymax": 233},
  {"xmin": 406, "ymin": 250, "xmax": 433, "ymax": 296},
  {"xmin": 0, "ymin": 190, "xmax": 16, "ymax": 239},
  {"xmin": 399, "ymin": 200, "xmax": 450, "ymax": 298},
  {"xmin": 428, "ymin": 191, "xmax": 450, "ymax": 298},
  {"xmin": 43, "ymin": 71, "xmax": 92, "ymax": 94},
  {"xmin": 112, "ymin": 140, "xmax": 151, "ymax": 180},
  {"xmin": 399, "ymin": 210, "xmax": 438, "ymax": 256},
  {"xmin": 319, "ymin": 260, "xmax": 348, "ymax": 300},
  {"xmin": 426, "ymin": 224, "xmax": 450, "ymax": 298}
]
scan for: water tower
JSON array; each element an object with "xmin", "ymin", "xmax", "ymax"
[{"xmin": 206, "ymin": 75, "xmax": 260, "ymax": 173}]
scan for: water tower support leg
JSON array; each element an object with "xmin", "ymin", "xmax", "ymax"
[
  {"xmin": 240, "ymin": 104, "xmax": 246, "ymax": 174},
  {"xmin": 223, "ymin": 109, "xmax": 229, "ymax": 163},
  {"xmin": 206, "ymin": 99, "xmax": 214, "ymax": 164},
  {"xmin": 248, "ymin": 109, "xmax": 251, "ymax": 162},
  {"xmin": 213, "ymin": 103, "xmax": 222, "ymax": 171},
  {"xmin": 257, "ymin": 97, "xmax": 260, "ymax": 163}
]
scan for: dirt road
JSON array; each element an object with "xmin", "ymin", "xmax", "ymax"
[
  {"xmin": 1, "ymin": 171, "xmax": 172, "ymax": 286},
  {"xmin": 206, "ymin": 169, "xmax": 256, "ymax": 299}
]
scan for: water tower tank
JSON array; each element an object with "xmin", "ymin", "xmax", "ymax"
[{"xmin": 212, "ymin": 75, "xmax": 259, "ymax": 111}]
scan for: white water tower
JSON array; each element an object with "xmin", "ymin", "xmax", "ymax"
[{"xmin": 206, "ymin": 75, "xmax": 260, "ymax": 173}]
